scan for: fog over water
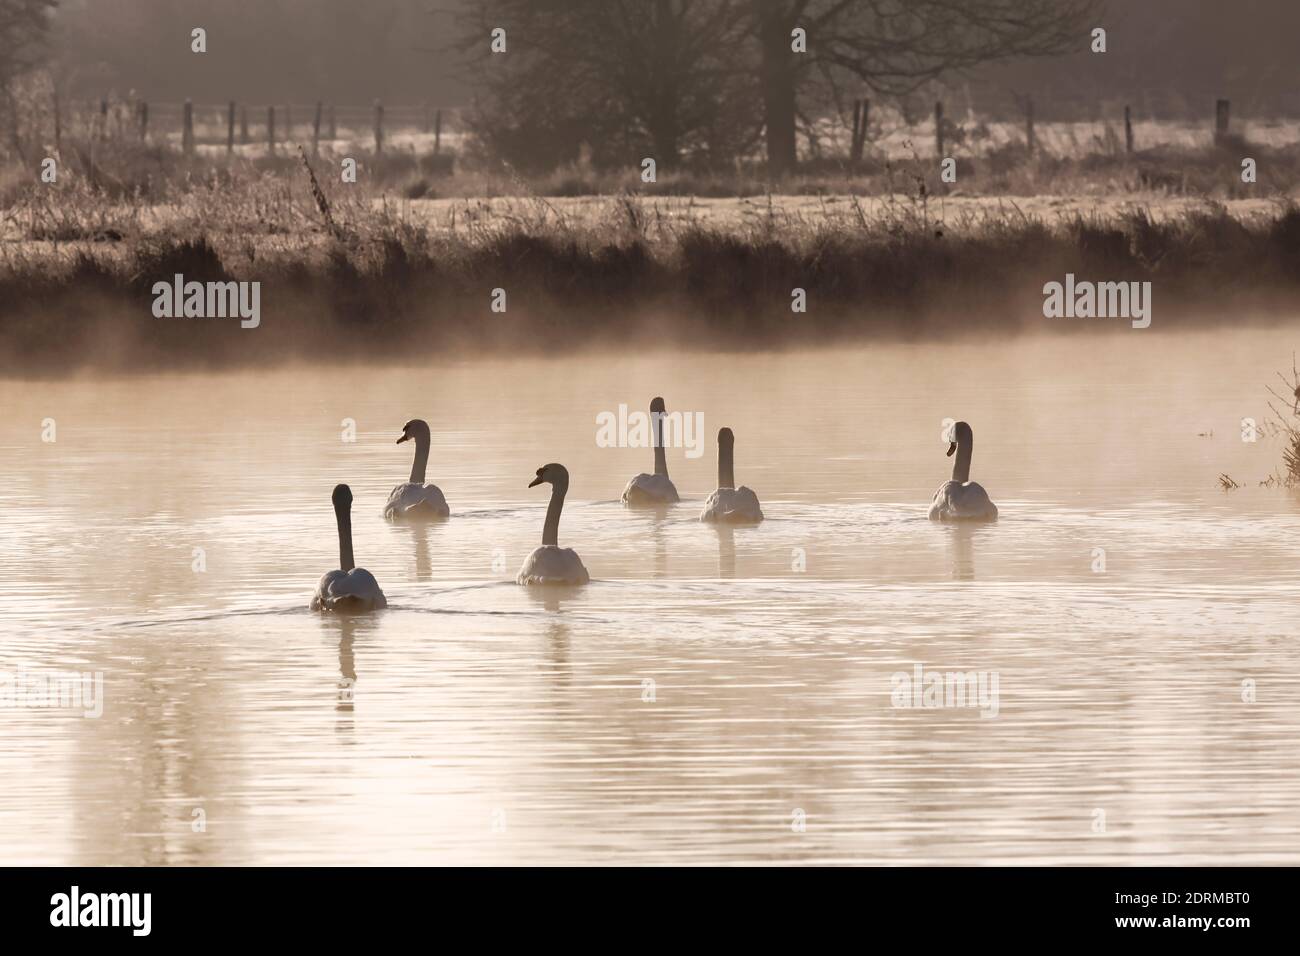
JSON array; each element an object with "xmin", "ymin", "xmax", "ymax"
[{"xmin": 2, "ymin": 330, "xmax": 1298, "ymax": 864}]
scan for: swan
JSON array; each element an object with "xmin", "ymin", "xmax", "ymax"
[
  {"xmin": 700, "ymin": 427, "xmax": 763, "ymax": 523},
  {"xmin": 928, "ymin": 420, "xmax": 998, "ymax": 522},
  {"xmin": 517, "ymin": 463, "xmax": 590, "ymax": 585},
  {"xmin": 384, "ymin": 419, "xmax": 450, "ymax": 520},
  {"xmin": 621, "ymin": 396, "xmax": 680, "ymax": 506},
  {"xmin": 312, "ymin": 484, "xmax": 388, "ymax": 612}
]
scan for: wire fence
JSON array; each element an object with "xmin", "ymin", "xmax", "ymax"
[
  {"xmin": 43, "ymin": 96, "xmax": 469, "ymax": 157},
  {"xmin": 32, "ymin": 92, "xmax": 1300, "ymax": 165}
]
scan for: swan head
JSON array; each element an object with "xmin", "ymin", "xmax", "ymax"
[
  {"xmin": 946, "ymin": 421, "xmax": 972, "ymax": 457},
  {"xmin": 529, "ymin": 463, "xmax": 569, "ymax": 488},
  {"xmin": 396, "ymin": 419, "xmax": 431, "ymax": 445},
  {"xmin": 332, "ymin": 483, "xmax": 353, "ymax": 509},
  {"xmin": 650, "ymin": 396, "xmax": 666, "ymax": 414}
]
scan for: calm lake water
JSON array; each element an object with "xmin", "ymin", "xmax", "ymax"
[{"xmin": 2, "ymin": 329, "xmax": 1299, "ymax": 865}]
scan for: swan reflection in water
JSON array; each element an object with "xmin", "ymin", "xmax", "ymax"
[
  {"xmin": 397, "ymin": 519, "xmax": 441, "ymax": 582},
  {"xmin": 714, "ymin": 524, "xmax": 736, "ymax": 579},
  {"xmin": 948, "ymin": 524, "xmax": 979, "ymax": 581},
  {"xmin": 319, "ymin": 615, "xmax": 379, "ymax": 728}
]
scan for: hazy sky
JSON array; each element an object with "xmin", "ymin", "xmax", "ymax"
[
  {"xmin": 47, "ymin": 0, "xmax": 1300, "ymax": 117},
  {"xmin": 52, "ymin": 0, "xmax": 467, "ymax": 106}
]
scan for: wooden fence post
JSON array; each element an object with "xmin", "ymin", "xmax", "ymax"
[
  {"xmin": 934, "ymin": 100, "xmax": 944, "ymax": 158},
  {"xmin": 1025, "ymin": 96, "xmax": 1035, "ymax": 156},
  {"xmin": 240, "ymin": 106, "xmax": 249, "ymax": 144},
  {"xmin": 434, "ymin": 109, "xmax": 442, "ymax": 155},
  {"xmin": 851, "ymin": 98, "xmax": 868, "ymax": 162},
  {"xmin": 267, "ymin": 106, "xmax": 276, "ymax": 152},
  {"xmin": 1124, "ymin": 105, "xmax": 1133, "ymax": 153},
  {"xmin": 312, "ymin": 101, "xmax": 323, "ymax": 156},
  {"xmin": 182, "ymin": 99, "xmax": 195, "ymax": 155},
  {"xmin": 99, "ymin": 97, "xmax": 108, "ymax": 141},
  {"xmin": 850, "ymin": 100, "xmax": 861, "ymax": 162},
  {"xmin": 139, "ymin": 101, "xmax": 148, "ymax": 142},
  {"xmin": 1215, "ymin": 98, "xmax": 1230, "ymax": 145},
  {"xmin": 227, "ymin": 101, "xmax": 236, "ymax": 154},
  {"xmin": 374, "ymin": 100, "xmax": 384, "ymax": 155}
]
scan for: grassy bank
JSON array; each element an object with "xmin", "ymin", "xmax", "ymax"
[
  {"xmin": 3, "ymin": 126, "xmax": 1300, "ymax": 374},
  {"xmin": 3, "ymin": 188, "xmax": 1300, "ymax": 374}
]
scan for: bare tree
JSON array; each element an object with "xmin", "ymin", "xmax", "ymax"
[
  {"xmin": 748, "ymin": 0, "xmax": 1101, "ymax": 173},
  {"xmin": 0, "ymin": 0, "xmax": 55, "ymax": 155},
  {"xmin": 457, "ymin": 0, "xmax": 754, "ymax": 170},
  {"xmin": 0, "ymin": 0, "xmax": 55, "ymax": 90}
]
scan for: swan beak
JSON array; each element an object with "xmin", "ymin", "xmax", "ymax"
[
  {"xmin": 528, "ymin": 476, "xmax": 544, "ymax": 488},
  {"xmin": 396, "ymin": 434, "xmax": 410, "ymax": 444},
  {"xmin": 946, "ymin": 442, "xmax": 957, "ymax": 457}
]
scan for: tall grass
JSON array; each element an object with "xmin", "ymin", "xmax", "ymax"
[
  {"xmin": 4, "ymin": 117, "xmax": 1300, "ymax": 373},
  {"xmin": 1262, "ymin": 357, "xmax": 1300, "ymax": 488},
  {"xmin": 4, "ymin": 185, "xmax": 1300, "ymax": 373}
]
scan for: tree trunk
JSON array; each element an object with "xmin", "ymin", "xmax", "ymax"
[
  {"xmin": 648, "ymin": 0, "xmax": 680, "ymax": 168},
  {"xmin": 650, "ymin": 119, "xmax": 679, "ymax": 169},
  {"xmin": 757, "ymin": 3, "xmax": 797, "ymax": 175}
]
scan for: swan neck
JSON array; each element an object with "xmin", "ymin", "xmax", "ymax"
[
  {"xmin": 542, "ymin": 479, "xmax": 566, "ymax": 546},
  {"xmin": 409, "ymin": 433, "xmax": 430, "ymax": 484},
  {"xmin": 952, "ymin": 438, "xmax": 972, "ymax": 484},
  {"xmin": 335, "ymin": 502, "xmax": 355, "ymax": 571},
  {"xmin": 652, "ymin": 412, "xmax": 668, "ymax": 477},
  {"xmin": 718, "ymin": 441, "xmax": 735, "ymax": 489}
]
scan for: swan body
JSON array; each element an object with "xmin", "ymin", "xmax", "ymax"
[
  {"xmin": 700, "ymin": 427, "xmax": 763, "ymax": 523},
  {"xmin": 622, "ymin": 396, "xmax": 680, "ymax": 506},
  {"xmin": 384, "ymin": 419, "xmax": 450, "ymax": 520},
  {"xmin": 701, "ymin": 485, "xmax": 763, "ymax": 523},
  {"xmin": 516, "ymin": 545, "xmax": 590, "ymax": 586},
  {"xmin": 518, "ymin": 463, "xmax": 589, "ymax": 586},
  {"xmin": 622, "ymin": 472, "xmax": 679, "ymax": 506},
  {"xmin": 312, "ymin": 484, "xmax": 387, "ymax": 612},
  {"xmin": 928, "ymin": 420, "xmax": 998, "ymax": 522},
  {"xmin": 928, "ymin": 480, "xmax": 998, "ymax": 522},
  {"xmin": 312, "ymin": 568, "xmax": 388, "ymax": 612},
  {"xmin": 384, "ymin": 482, "xmax": 449, "ymax": 520}
]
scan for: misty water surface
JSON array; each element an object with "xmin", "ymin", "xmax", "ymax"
[{"xmin": 1, "ymin": 329, "xmax": 1298, "ymax": 864}]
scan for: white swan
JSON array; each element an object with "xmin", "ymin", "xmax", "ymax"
[
  {"xmin": 517, "ymin": 463, "xmax": 590, "ymax": 585},
  {"xmin": 621, "ymin": 396, "xmax": 680, "ymax": 506},
  {"xmin": 312, "ymin": 484, "xmax": 388, "ymax": 612},
  {"xmin": 928, "ymin": 420, "xmax": 998, "ymax": 522},
  {"xmin": 384, "ymin": 419, "xmax": 450, "ymax": 520},
  {"xmin": 701, "ymin": 427, "xmax": 763, "ymax": 523}
]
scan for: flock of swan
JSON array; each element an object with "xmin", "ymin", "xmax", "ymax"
[{"xmin": 311, "ymin": 400, "xmax": 997, "ymax": 613}]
